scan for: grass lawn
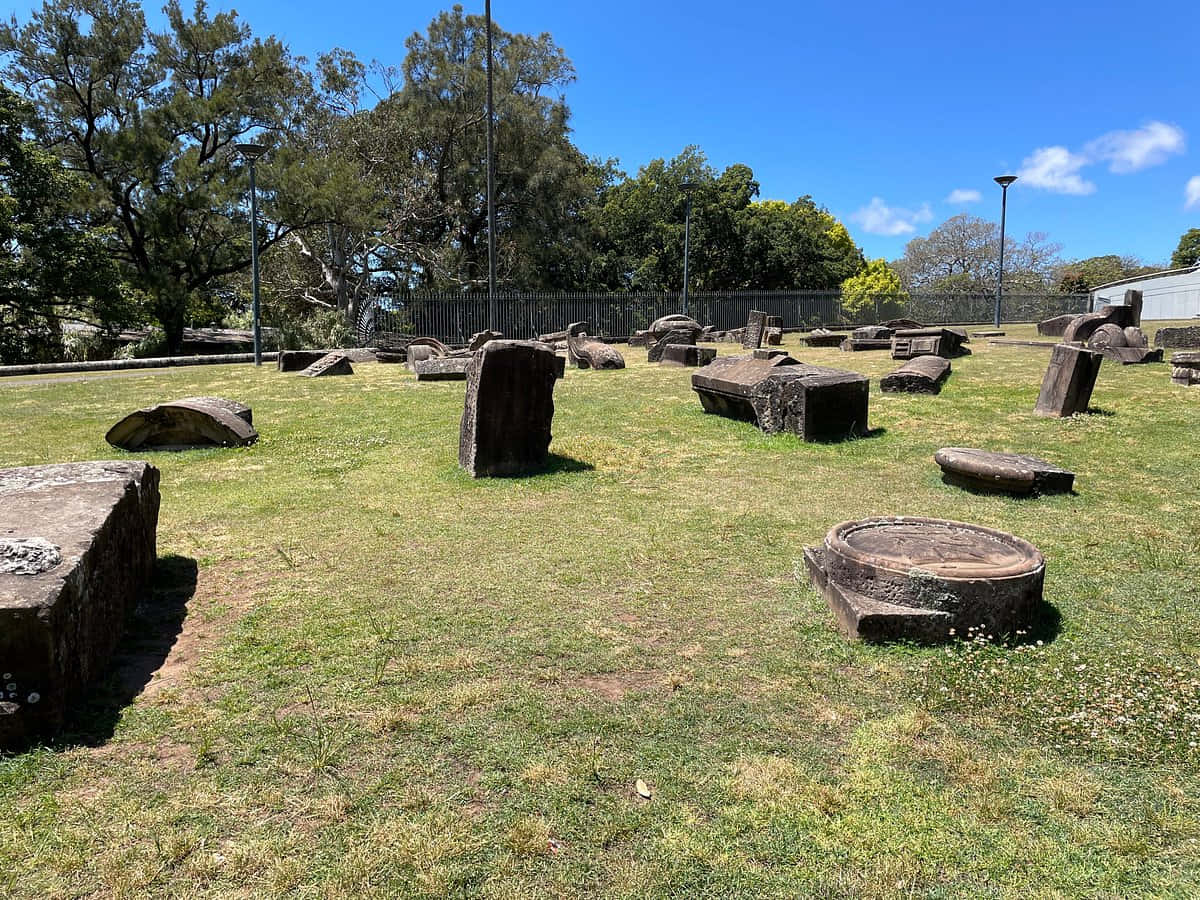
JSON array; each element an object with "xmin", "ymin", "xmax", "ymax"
[{"xmin": 1, "ymin": 322, "xmax": 1199, "ymax": 898}]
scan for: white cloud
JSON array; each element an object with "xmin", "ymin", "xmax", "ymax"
[
  {"xmin": 1017, "ymin": 146, "xmax": 1095, "ymax": 195},
  {"xmin": 849, "ymin": 197, "xmax": 933, "ymax": 236},
  {"xmin": 1086, "ymin": 121, "xmax": 1185, "ymax": 173},
  {"xmin": 1187, "ymin": 175, "xmax": 1200, "ymax": 209},
  {"xmin": 945, "ymin": 188, "xmax": 982, "ymax": 205}
]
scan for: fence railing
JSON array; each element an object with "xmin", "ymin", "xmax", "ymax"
[{"xmin": 359, "ymin": 290, "xmax": 1090, "ymax": 347}]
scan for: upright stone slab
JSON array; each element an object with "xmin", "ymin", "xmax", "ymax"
[
  {"xmin": 660, "ymin": 344, "xmax": 716, "ymax": 367},
  {"xmin": 880, "ymin": 355, "xmax": 951, "ymax": 393},
  {"xmin": 765, "ymin": 315, "xmax": 784, "ymax": 346},
  {"xmin": 0, "ymin": 461, "xmax": 160, "ymax": 748},
  {"xmin": 934, "ymin": 448, "xmax": 1075, "ymax": 495},
  {"xmin": 106, "ymin": 397, "xmax": 257, "ymax": 450},
  {"xmin": 566, "ymin": 322, "xmax": 625, "ymax": 369},
  {"xmin": 459, "ymin": 340, "xmax": 558, "ymax": 477},
  {"xmin": 803, "ymin": 516, "xmax": 1045, "ymax": 643},
  {"xmin": 1154, "ymin": 326, "xmax": 1200, "ymax": 349},
  {"xmin": 742, "ymin": 310, "xmax": 768, "ymax": 349},
  {"xmin": 692, "ymin": 353, "xmax": 869, "ymax": 440},
  {"xmin": 1124, "ymin": 289, "xmax": 1143, "ymax": 328},
  {"xmin": 414, "ymin": 356, "xmax": 472, "ymax": 381},
  {"xmin": 299, "ymin": 352, "xmax": 353, "ymax": 377},
  {"xmin": 1034, "ymin": 344, "xmax": 1103, "ymax": 417},
  {"xmin": 1170, "ymin": 352, "xmax": 1200, "ymax": 386}
]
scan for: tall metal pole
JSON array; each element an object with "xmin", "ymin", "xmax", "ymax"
[
  {"xmin": 248, "ymin": 160, "xmax": 262, "ymax": 366},
  {"xmin": 686, "ymin": 190, "xmax": 696, "ymax": 316},
  {"xmin": 993, "ymin": 174, "xmax": 1017, "ymax": 329},
  {"xmin": 484, "ymin": 0, "xmax": 497, "ymax": 328}
]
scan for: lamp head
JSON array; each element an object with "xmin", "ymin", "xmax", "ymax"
[
  {"xmin": 679, "ymin": 180, "xmax": 697, "ymax": 194},
  {"xmin": 994, "ymin": 174, "xmax": 1018, "ymax": 188},
  {"xmin": 235, "ymin": 142, "xmax": 267, "ymax": 162}
]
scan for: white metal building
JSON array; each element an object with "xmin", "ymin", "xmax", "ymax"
[{"xmin": 1091, "ymin": 264, "xmax": 1200, "ymax": 320}]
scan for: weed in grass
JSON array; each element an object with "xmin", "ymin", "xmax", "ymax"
[{"xmin": 272, "ymin": 685, "xmax": 347, "ymax": 774}]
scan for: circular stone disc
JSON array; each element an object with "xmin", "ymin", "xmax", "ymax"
[
  {"xmin": 934, "ymin": 447, "xmax": 1074, "ymax": 495},
  {"xmin": 828, "ymin": 516, "xmax": 1043, "ymax": 580}
]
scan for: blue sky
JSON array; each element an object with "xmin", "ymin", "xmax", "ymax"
[{"xmin": 7, "ymin": 0, "xmax": 1198, "ymax": 265}]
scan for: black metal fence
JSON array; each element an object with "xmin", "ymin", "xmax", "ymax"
[{"xmin": 359, "ymin": 290, "xmax": 1089, "ymax": 347}]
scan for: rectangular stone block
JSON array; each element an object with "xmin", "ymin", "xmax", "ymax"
[
  {"xmin": 1034, "ymin": 344, "xmax": 1103, "ymax": 417},
  {"xmin": 1, "ymin": 461, "xmax": 160, "ymax": 748},
  {"xmin": 459, "ymin": 341, "xmax": 559, "ymax": 477},
  {"xmin": 890, "ymin": 328, "xmax": 966, "ymax": 360},
  {"xmin": 692, "ymin": 354, "xmax": 869, "ymax": 440},
  {"xmin": 880, "ymin": 355, "xmax": 951, "ymax": 393},
  {"xmin": 277, "ymin": 350, "xmax": 330, "ymax": 372},
  {"xmin": 414, "ymin": 357, "xmax": 472, "ymax": 381},
  {"xmin": 299, "ymin": 352, "xmax": 353, "ymax": 377},
  {"xmin": 659, "ymin": 344, "xmax": 716, "ymax": 367}
]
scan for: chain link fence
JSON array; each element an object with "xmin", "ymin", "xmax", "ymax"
[{"xmin": 359, "ymin": 290, "xmax": 1090, "ymax": 347}]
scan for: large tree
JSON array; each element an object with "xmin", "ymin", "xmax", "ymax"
[
  {"xmin": 0, "ymin": 84, "xmax": 123, "ymax": 363},
  {"xmin": 1171, "ymin": 228, "xmax": 1200, "ymax": 269},
  {"xmin": 894, "ymin": 213, "xmax": 1062, "ymax": 293},
  {"xmin": 1056, "ymin": 254, "xmax": 1158, "ymax": 293},
  {"xmin": 1, "ymin": 0, "xmax": 323, "ymax": 351}
]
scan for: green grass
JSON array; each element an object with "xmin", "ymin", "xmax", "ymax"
[{"xmin": 1, "ymin": 323, "xmax": 1199, "ymax": 898}]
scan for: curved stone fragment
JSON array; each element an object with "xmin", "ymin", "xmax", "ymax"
[
  {"xmin": 468, "ymin": 330, "xmax": 503, "ymax": 351},
  {"xmin": 566, "ymin": 322, "xmax": 625, "ymax": 369},
  {"xmin": 648, "ymin": 314, "xmax": 701, "ymax": 336},
  {"xmin": 106, "ymin": 397, "xmax": 257, "ymax": 450},
  {"xmin": 934, "ymin": 447, "xmax": 1074, "ymax": 495},
  {"xmin": 880, "ymin": 355, "xmax": 950, "ymax": 394},
  {"xmin": 407, "ymin": 337, "xmax": 452, "ymax": 357},
  {"xmin": 1087, "ymin": 323, "xmax": 1128, "ymax": 350},
  {"xmin": 803, "ymin": 516, "xmax": 1045, "ymax": 643},
  {"xmin": 1062, "ymin": 305, "xmax": 1135, "ymax": 344}
]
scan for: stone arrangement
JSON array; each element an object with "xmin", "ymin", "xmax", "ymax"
[
  {"xmin": 890, "ymin": 327, "xmax": 969, "ymax": 360},
  {"xmin": 0, "ymin": 461, "xmax": 160, "ymax": 748},
  {"xmin": 1034, "ymin": 344, "xmax": 1103, "ymax": 417},
  {"xmin": 299, "ymin": 352, "xmax": 353, "ymax": 377},
  {"xmin": 1058, "ymin": 291, "xmax": 1160, "ymax": 364},
  {"xmin": 1170, "ymin": 352, "xmax": 1200, "ymax": 386},
  {"xmin": 742, "ymin": 310, "xmax": 768, "ymax": 349},
  {"xmin": 566, "ymin": 322, "xmax": 625, "ymax": 370},
  {"xmin": 414, "ymin": 356, "xmax": 473, "ymax": 381},
  {"xmin": 659, "ymin": 344, "xmax": 716, "ymax": 367},
  {"xmin": 106, "ymin": 397, "xmax": 258, "ymax": 450},
  {"xmin": 630, "ymin": 314, "xmax": 703, "ymax": 348},
  {"xmin": 691, "ymin": 351, "xmax": 869, "ymax": 440},
  {"xmin": 1155, "ymin": 326, "xmax": 1200, "ymax": 349},
  {"xmin": 648, "ymin": 326, "xmax": 698, "ymax": 363},
  {"xmin": 459, "ymin": 340, "xmax": 558, "ymax": 477},
  {"xmin": 840, "ymin": 325, "xmax": 893, "ymax": 352},
  {"xmin": 880, "ymin": 355, "xmax": 951, "ymax": 394},
  {"xmin": 803, "ymin": 516, "xmax": 1045, "ymax": 643},
  {"xmin": 934, "ymin": 447, "xmax": 1075, "ymax": 495}
]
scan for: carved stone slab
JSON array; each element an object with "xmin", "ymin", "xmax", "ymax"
[
  {"xmin": 1154, "ymin": 326, "xmax": 1200, "ymax": 349},
  {"xmin": 0, "ymin": 461, "xmax": 160, "ymax": 748},
  {"xmin": 299, "ymin": 352, "xmax": 353, "ymax": 377},
  {"xmin": 934, "ymin": 447, "xmax": 1074, "ymax": 495},
  {"xmin": 414, "ymin": 356, "xmax": 472, "ymax": 381},
  {"xmin": 1034, "ymin": 344, "xmax": 1102, "ymax": 417},
  {"xmin": 1170, "ymin": 351, "xmax": 1200, "ymax": 385},
  {"xmin": 106, "ymin": 397, "xmax": 257, "ymax": 450},
  {"xmin": 742, "ymin": 310, "xmax": 767, "ymax": 349},
  {"xmin": 1062, "ymin": 305, "xmax": 1135, "ymax": 344},
  {"xmin": 459, "ymin": 340, "xmax": 558, "ymax": 477},
  {"xmin": 1082, "ymin": 322, "xmax": 1162, "ymax": 363},
  {"xmin": 277, "ymin": 350, "xmax": 331, "ymax": 372},
  {"xmin": 891, "ymin": 328, "xmax": 968, "ymax": 360},
  {"xmin": 407, "ymin": 337, "xmax": 452, "ymax": 357},
  {"xmin": 566, "ymin": 322, "xmax": 625, "ymax": 369},
  {"xmin": 468, "ymin": 330, "xmax": 504, "ymax": 351},
  {"xmin": 692, "ymin": 354, "xmax": 869, "ymax": 440},
  {"xmin": 880, "ymin": 355, "xmax": 951, "ymax": 393},
  {"xmin": 659, "ymin": 344, "xmax": 716, "ymax": 367},
  {"xmin": 803, "ymin": 516, "xmax": 1044, "ymax": 643}
]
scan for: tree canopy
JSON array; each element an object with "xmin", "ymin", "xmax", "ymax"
[{"xmin": 1171, "ymin": 228, "xmax": 1200, "ymax": 269}]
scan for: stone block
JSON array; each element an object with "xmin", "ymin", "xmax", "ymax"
[
  {"xmin": 934, "ymin": 448, "xmax": 1074, "ymax": 495},
  {"xmin": 804, "ymin": 516, "xmax": 1044, "ymax": 643},
  {"xmin": 765, "ymin": 315, "xmax": 783, "ymax": 346},
  {"xmin": 414, "ymin": 357, "xmax": 472, "ymax": 381},
  {"xmin": 566, "ymin": 322, "xmax": 625, "ymax": 369},
  {"xmin": 1037, "ymin": 314, "xmax": 1076, "ymax": 337},
  {"xmin": 742, "ymin": 310, "xmax": 767, "ymax": 349},
  {"xmin": 648, "ymin": 328, "xmax": 696, "ymax": 363},
  {"xmin": 1171, "ymin": 352, "xmax": 1200, "ymax": 385},
  {"xmin": 1034, "ymin": 344, "xmax": 1103, "ymax": 417},
  {"xmin": 659, "ymin": 345, "xmax": 716, "ymax": 367},
  {"xmin": 880, "ymin": 355, "xmax": 951, "ymax": 394},
  {"xmin": 106, "ymin": 397, "xmax": 257, "ymax": 450},
  {"xmin": 0, "ymin": 461, "xmax": 160, "ymax": 748},
  {"xmin": 277, "ymin": 350, "xmax": 330, "ymax": 372},
  {"xmin": 459, "ymin": 340, "xmax": 558, "ymax": 477},
  {"xmin": 692, "ymin": 353, "xmax": 869, "ymax": 440},
  {"xmin": 299, "ymin": 352, "xmax": 353, "ymax": 377},
  {"xmin": 1154, "ymin": 326, "xmax": 1200, "ymax": 349},
  {"xmin": 891, "ymin": 328, "xmax": 968, "ymax": 360},
  {"xmin": 468, "ymin": 330, "xmax": 504, "ymax": 351},
  {"xmin": 801, "ymin": 329, "xmax": 848, "ymax": 347}
]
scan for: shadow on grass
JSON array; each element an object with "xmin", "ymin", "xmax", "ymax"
[
  {"xmin": 1022, "ymin": 599, "xmax": 1063, "ymax": 645},
  {"xmin": 811, "ymin": 425, "xmax": 888, "ymax": 445},
  {"xmin": 58, "ymin": 554, "xmax": 197, "ymax": 748},
  {"xmin": 939, "ymin": 474, "xmax": 1078, "ymax": 500},
  {"xmin": 1084, "ymin": 407, "xmax": 1116, "ymax": 417},
  {"xmin": 541, "ymin": 452, "xmax": 595, "ymax": 474}
]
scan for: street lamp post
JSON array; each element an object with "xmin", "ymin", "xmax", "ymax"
[
  {"xmin": 484, "ymin": 0, "xmax": 497, "ymax": 329},
  {"xmin": 993, "ymin": 174, "xmax": 1017, "ymax": 329},
  {"xmin": 680, "ymin": 180, "xmax": 696, "ymax": 316},
  {"xmin": 235, "ymin": 142, "xmax": 267, "ymax": 366}
]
